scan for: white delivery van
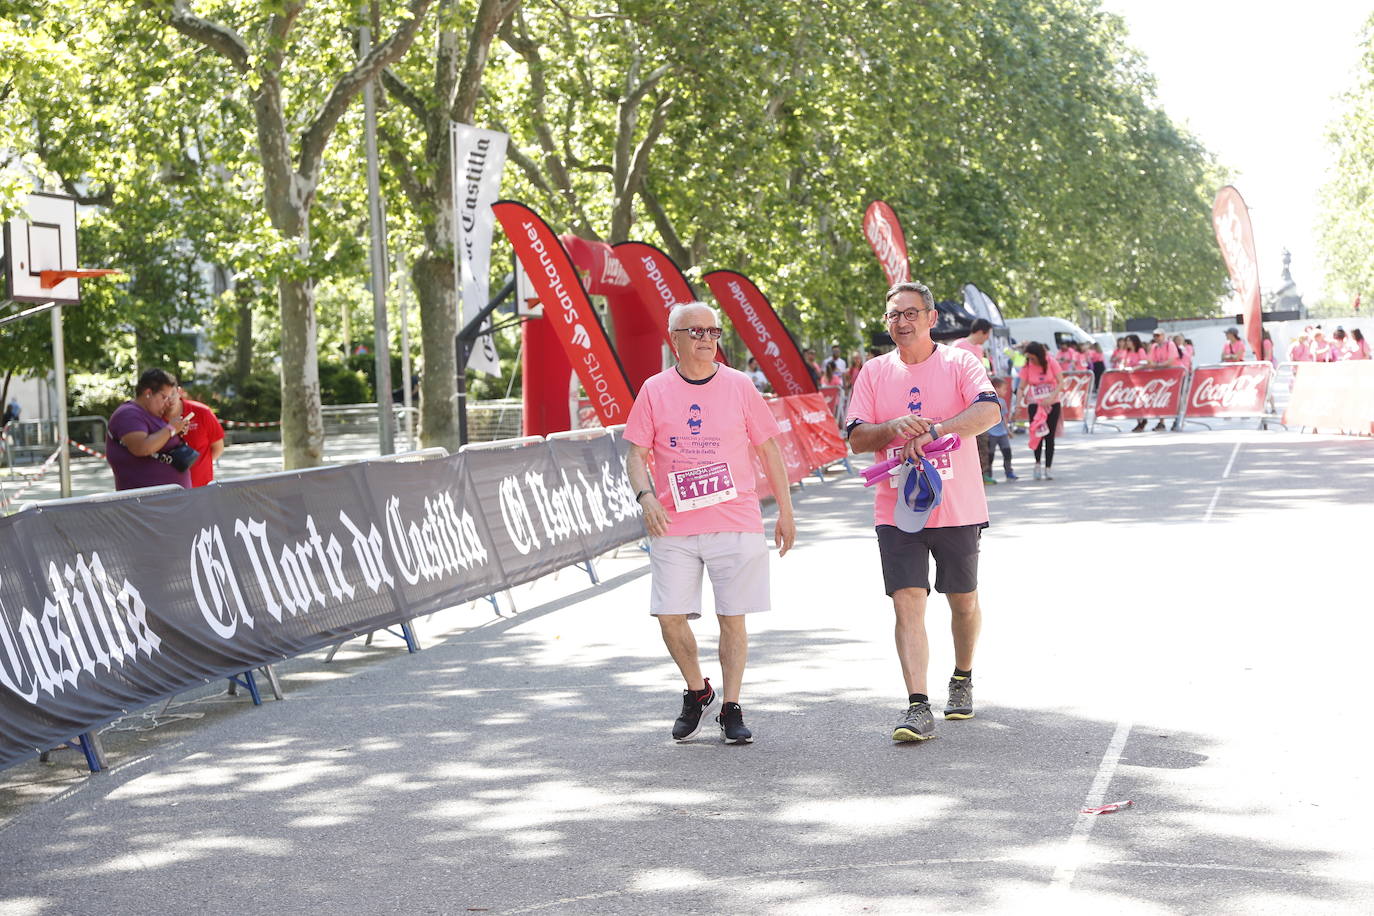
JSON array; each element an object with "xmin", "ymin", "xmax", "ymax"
[{"xmin": 1005, "ymin": 317, "xmax": 1095, "ymax": 349}]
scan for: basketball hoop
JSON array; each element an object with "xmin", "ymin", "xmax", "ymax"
[{"xmin": 39, "ymin": 269, "xmax": 120, "ymax": 289}]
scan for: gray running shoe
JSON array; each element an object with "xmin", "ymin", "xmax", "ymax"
[
  {"xmin": 892, "ymin": 701, "xmax": 936, "ymax": 741},
  {"xmin": 1033, "ymin": 464, "xmax": 1043, "ymax": 480},
  {"xmin": 944, "ymin": 677, "xmax": 974, "ymax": 719}
]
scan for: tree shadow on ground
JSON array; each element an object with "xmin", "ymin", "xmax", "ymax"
[{"xmin": 0, "ymin": 616, "xmax": 1363, "ymax": 915}]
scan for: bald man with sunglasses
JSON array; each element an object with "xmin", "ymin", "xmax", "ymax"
[{"xmin": 624, "ymin": 301, "xmax": 795, "ymax": 745}]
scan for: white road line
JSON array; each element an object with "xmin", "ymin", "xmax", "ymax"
[
  {"xmin": 1050, "ymin": 717, "xmax": 1134, "ymax": 889},
  {"xmin": 1219, "ymin": 440, "xmax": 1243, "ymax": 479},
  {"xmin": 1051, "ymin": 441, "xmax": 1241, "ymax": 890},
  {"xmin": 1202, "ymin": 441, "xmax": 1243, "ymax": 524}
]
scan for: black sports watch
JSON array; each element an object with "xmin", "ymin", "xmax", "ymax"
[{"xmin": 635, "ymin": 489, "xmax": 651, "ymax": 503}]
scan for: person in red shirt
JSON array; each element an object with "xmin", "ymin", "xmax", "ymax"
[{"xmin": 166, "ymin": 386, "xmax": 226, "ymax": 487}]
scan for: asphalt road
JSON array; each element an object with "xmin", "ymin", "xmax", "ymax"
[{"xmin": 1, "ymin": 422, "xmax": 1372, "ymax": 914}]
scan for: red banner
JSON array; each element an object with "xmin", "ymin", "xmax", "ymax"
[
  {"xmin": 613, "ymin": 241, "xmax": 727, "ymax": 365},
  {"xmin": 1094, "ymin": 368, "xmax": 1188, "ymax": 420},
  {"xmin": 767, "ymin": 399, "xmax": 811, "ymax": 483},
  {"xmin": 1059, "ymin": 372, "xmax": 1095, "ymax": 421},
  {"xmin": 703, "ymin": 270, "xmax": 816, "ymax": 397},
  {"xmin": 493, "ymin": 201, "xmax": 635, "ymax": 427},
  {"xmin": 1010, "ymin": 372, "xmax": 1090, "ymax": 425},
  {"xmin": 1212, "ymin": 187, "xmax": 1263, "ymax": 362},
  {"xmin": 1185, "ymin": 362, "xmax": 1273, "ymax": 418},
  {"xmin": 784, "ymin": 393, "xmax": 848, "ymax": 466},
  {"xmin": 863, "ymin": 200, "xmax": 910, "ymax": 286}
]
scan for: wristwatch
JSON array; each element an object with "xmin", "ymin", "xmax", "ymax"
[
  {"xmin": 930, "ymin": 422, "xmax": 941, "ymax": 439},
  {"xmin": 635, "ymin": 489, "xmax": 651, "ymax": 503}
]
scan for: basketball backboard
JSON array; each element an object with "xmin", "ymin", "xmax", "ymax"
[{"xmin": 3, "ymin": 192, "xmax": 80, "ymax": 305}]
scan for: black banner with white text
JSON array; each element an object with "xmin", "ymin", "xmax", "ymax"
[{"xmin": 0, "ymin": 438, "xmax": 643, "ymax": 769}]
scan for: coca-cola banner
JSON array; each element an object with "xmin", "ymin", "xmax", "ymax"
[
  {"xmin": 0, "ymin": 442, "xmax": 645, "ymax": 771},
  {"xmin": 863, "ymin": 200, "xmax": 911, "ymax": 286},
  {"xmin": 703, "ymin": 270, "xmax": 816, "ymax": 397},
  {"xmin": 493, "ymin": 201, "xmax": 636, "ymax": 426},
  {"xmin": 1013, "ymin": 371, "xmax": 1093, "ymax": 424},
  {"xmin": 1185, "ymin": 362, "xmax": 1273, "ymax": 419},
  {"xmin": 1093, "ymin": 367, "xmax": 1188, "ymax": 422},
  {"xmin": 1059, "ymin": 372, "xmax": 1095, "ymax": 422},
  {"xmin": 1212, "ymin": 187, "xmax": 1263, "ymax": 361},
  {"xmin": 614, "ymin": 241, "xmax": 728, "ymax": 365}
]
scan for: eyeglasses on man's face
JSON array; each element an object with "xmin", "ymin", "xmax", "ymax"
[
  {"xmin": 673, "ymin": 326, "xmax": 723, "ymax": 340},
  {"xmin": 883, "ymin": 307, "xmax": 931, "ymax": 324}
]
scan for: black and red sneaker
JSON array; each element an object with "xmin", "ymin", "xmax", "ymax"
[
  {"xmin": 716, "ymin": 702, "xmax": 753, "ymax": 744},
  {"xmin": 672, "ymin": 679, "xmax": 717, "ymax": 740}
]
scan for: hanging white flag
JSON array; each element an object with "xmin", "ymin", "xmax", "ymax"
[{"xmin": 450, "ymin": 123, "xmax": 508, "ymax": 376}]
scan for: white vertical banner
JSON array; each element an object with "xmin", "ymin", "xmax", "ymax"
[{"xmin": 450, "ymin": 122, "xmax": 508, "ymax": 376}]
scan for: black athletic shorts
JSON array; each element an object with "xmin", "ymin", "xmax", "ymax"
[{"xmin": 875, "ymin": 524, "xmax": 983, "ymax": 596}]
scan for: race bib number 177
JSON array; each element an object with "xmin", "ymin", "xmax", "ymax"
[{"xmin": 669, "ymin": 462, "xmax": 737, "ymax": 512}]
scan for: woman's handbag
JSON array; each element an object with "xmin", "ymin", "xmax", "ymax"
[{"xmin": 156, "ymin": 443, "xmax": 201, "ymax": 472}]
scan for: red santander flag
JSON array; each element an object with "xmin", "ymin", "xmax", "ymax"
[
  {"xmin": 1212, "ymin": 187, "xmax": 1263, "ymax": 361},
  {"xmin": 613, "ymin": 241, "xmax": 727, "ymax": 365},
  {"xmin": 492, "ymin": 200, "xmax": 635, "ymax": 426},
  {"xmin": 863, "ymin": 200, "xmax": 910, "ymax": 286},
  {"xmin": 702, "ymin": 270, "xmax": 816, "ymax": 396}
]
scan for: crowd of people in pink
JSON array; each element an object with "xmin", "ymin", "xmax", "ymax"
[{"xmin": 1286, "ymin": 325, "xmax": 1370, "ymax": 362}]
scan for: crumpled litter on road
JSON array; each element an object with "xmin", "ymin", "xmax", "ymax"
[{"xmin": 1082, "ymin": 799, "xmax": 1134, "ymax": 815}]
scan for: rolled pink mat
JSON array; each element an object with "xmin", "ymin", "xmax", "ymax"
[{"xmin": 862, "ymin": 434, "xmax": 962, "ymax": 486}]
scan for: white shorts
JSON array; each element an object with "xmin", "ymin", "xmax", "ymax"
[{"xmin": 648, "ymin": 531, "xmax": 771, "ymax": 619}]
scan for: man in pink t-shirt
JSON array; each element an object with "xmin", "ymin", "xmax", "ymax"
[
  {"xmin": 625, "ymin": 302, "xmax": 795, "ymax": 745},
  {"xmin": 952, "ymin": 318, "xmax": 993, "ymax": 368},
  {"xmin": 846, "ymin": 281, "xmax": 999, "ymax": 742}
]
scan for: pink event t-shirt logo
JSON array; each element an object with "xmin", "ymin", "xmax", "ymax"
[
  {"xmin": 1191, "ymin": 372, "xmax": 1265, "ymax": 410},
  {"xmin": 687, "ymin": 404, "xmax": 703, "ymax": 435},
  {"xmin": 907, "ymin": 386, "xmax": 923, "ymax": 413},
  {"xmin": 1101, "ymin": 378, "xmax": 1179, "ymax": 411}
]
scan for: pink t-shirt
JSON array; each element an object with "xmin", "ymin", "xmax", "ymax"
[
  {"xmin": 1110, "ymin": 348, "xmax": 1125, "ymax": 368},
  {"xmin": 1356, "ymin": 338, "xmax": 1370, "ymax": 360},
  {"xmin": 1020, "ymin": 357, "xmax": 1063, "ymax": 404},
  {"xmin": 623, "ymin": 365, "xmax": 780, "ymax": 537},
  {"xmin": 952, "ymin": 337, "xmax": 985, "ymax": 364},
  {"xmin": 1121, "ymin": 349, "xmax": 1148, "ymax": 368},
  {"xmin": 1289, "ymin": 341, "xmax": 1311, "ymax": 362},
  {"xmin": 1222, "ymin": 339, "xmax": 1245, "ymax": 361},
  {"xmin": 1149, "ymin": 340, "xmax": 1180, "ymax": 365},
  {"xmin": 846, "ymin": 345, "xmax": 996, "ymax": 529}
]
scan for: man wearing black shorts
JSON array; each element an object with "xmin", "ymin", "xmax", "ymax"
[{"xmin": 845, "ymin": 282, "xmax": 1000, "ymax": 741}]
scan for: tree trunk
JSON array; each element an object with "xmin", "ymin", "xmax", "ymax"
[
  {"xmin": 278, "ymin": 273, "xmax": 325, "ymax": 468},
  {"xmin": 234, "ymin": 286, "xmax": 253, "ymax": 388},
  {"xmin": 414, "ymin": 251, "xmax": 460, "ymax": 451}
]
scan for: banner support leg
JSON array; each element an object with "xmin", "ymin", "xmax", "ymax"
[{"xmin": 228, "ymin": 670, "xmax": 264, "ymax": 706}]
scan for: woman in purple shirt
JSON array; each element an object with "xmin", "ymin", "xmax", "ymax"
[{"xmin": 105, "ymin": 368, "xmax": 195, "ymax": 490}]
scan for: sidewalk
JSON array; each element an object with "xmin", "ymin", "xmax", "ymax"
[{"xmin": 1, "ymin": 427, "xmax": 1372, "ymax": 914}]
